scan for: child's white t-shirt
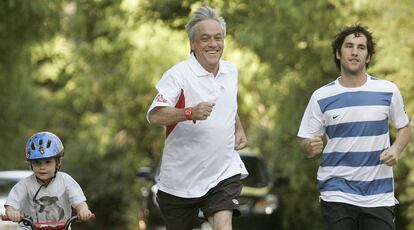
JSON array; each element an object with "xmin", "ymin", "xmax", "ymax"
[{"xmin": 5, "ymin": 171, "xmax": 86, "ymax": 229}]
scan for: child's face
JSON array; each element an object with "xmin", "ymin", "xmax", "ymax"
[{"xmin": 31, "ymin": 158, "xmax": 58, "ymax": 183}]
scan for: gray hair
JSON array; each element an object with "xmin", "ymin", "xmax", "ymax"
[{"xmin": 185, "ymin": 6, "xmax": 226, "ymax": 42}]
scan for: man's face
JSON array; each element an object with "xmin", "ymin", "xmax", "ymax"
[
  {"xmin": 336, "ymin": 33, "xmax": 370, "ymax": 75},
  {"xmin": 190, "ymin": 19, "xmax": 224, "ymax": 74}
]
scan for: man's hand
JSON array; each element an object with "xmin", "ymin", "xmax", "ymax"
[
  {"xmin": 380, "ymin": 147, "xmax": 399, "ymax": 166},
  {"xmin": 380, "ymin": 125, "xmax": 411, "ymax": 166},
  {"xmin": 192, "ymin": 102, "xmax": 215, "ymax": 120},
  {"xmin": 234, "ymin": 114, "xmax": 247, "ymax": 150},
  {"xmin": 235, "ymin": 128, "xmax": 247, "ymax": 150},
  {"xmin": 301, "ymin": 136, "xmax": 324, "ymax": 158}
]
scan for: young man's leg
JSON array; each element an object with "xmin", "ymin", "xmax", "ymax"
[
  {"xmin": 156, "ymin": 190, "xmax": 200, "ymax": 230},
  {"xmin": 202, "ymin": 174, "xmax": 243, "ymax": 230},
  {"xmin": 320, "ymin": 200, "xmax": 358, "ymax": 230},
  {"xmin": 359, "ymin": 206, "xmax": 395, "ymax": 230}
]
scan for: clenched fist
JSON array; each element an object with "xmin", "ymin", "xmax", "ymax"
[
  {"xmin": 301, "ymin": 136, "xmax": 324, "ymax": 158},
  {"xmin": 192, "ymin": 102, "xmax": 215, "ymax": 120}
]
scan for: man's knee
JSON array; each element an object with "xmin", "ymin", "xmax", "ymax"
[{"xmin": 208, "ymin": 210, "xmax": 233, "ymax": 230}]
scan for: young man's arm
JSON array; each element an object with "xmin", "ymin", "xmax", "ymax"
[
  {"xmin": 300, "ymin": 136, "xmax": 324, "ymax": 158},
  {"xmin": 380, "ymin": 124, "xmax": 412, "ymax": 166}
]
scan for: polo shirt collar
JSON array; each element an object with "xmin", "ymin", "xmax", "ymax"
[{"xmin": 189, "ymin": 53, "xmax": 229, "ymax": 77}]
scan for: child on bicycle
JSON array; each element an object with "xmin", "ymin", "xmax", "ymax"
[{"xmin": 4, "ymin": 131, "xmax": 93, "ymax": 227}]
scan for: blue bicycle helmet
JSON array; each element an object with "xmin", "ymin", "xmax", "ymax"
[{"xmin": 25, "ymin": 132, "xmax": 64, "ymax": 161}]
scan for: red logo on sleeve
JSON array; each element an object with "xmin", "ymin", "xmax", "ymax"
[{"xmin": 156, "ymin": 94, "xmax": 167, "ymax": 103}]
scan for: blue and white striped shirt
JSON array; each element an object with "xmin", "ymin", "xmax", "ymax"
[{"xmin": 298, "ymin": 75, "xmax": 409, "ymax": 207}]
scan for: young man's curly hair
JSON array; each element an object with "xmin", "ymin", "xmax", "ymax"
[{"xmin": 331, "ymin": 24, "xmax": 375, "ymax": 70}]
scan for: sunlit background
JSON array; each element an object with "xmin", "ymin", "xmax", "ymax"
[{"xmin": 1, "ymin": 0, "xmax": 413, "ymax": 229}]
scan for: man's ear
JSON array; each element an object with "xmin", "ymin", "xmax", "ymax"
[
  {"xmin": 190, "ymin": 41, "xmax": 195, "ymax": 52},
  {"xmin": 336, "ymin": 49, "xmax": 341, "ymax": 60},
  {"xmin": 366, "ymin": 55, "xmax": 371, "ymax": 64}
]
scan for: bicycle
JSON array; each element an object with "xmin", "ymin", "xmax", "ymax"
[{"xmin": 0, "ymin": 214, "xmax": 95, "ymax": 230}]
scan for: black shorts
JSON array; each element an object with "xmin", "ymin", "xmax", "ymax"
[
  {"xmin": 157, "ymin": 174, "xmax": 243, "ymax": 230},
  {"xmin": 321, "ymin": 199, "xmax": 395, "ymax": 230}
]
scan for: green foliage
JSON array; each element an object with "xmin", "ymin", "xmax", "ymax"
[
  {"xmin": 0, "ymin": 0, "xmax": 62, "ymax": 170},
  {"xmin": 1, "ymin": 0, "xmax": 414, "ymax": 229},
  {"xmin": 363, "ymin": 1, "xmax": 414, "ymax": 228}
]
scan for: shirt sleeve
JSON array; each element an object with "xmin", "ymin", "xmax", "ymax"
[
  {"xmin": 4, "ymin": 180, "xmax": 27, "ymax": 210},
  {"xmin": 297, "ymin": 94, "xmax": 325, "ymax": 139},
  {"xmin": 65, "ymin": 175, "xmax": 86, "ymax": 207},
  {"xmin": 390, "ymin": 86, "xmax": 410, "ymax": 129},
  {"xmin": 146, "ymin": 70, "xmax": 182, "ymax": 122}
]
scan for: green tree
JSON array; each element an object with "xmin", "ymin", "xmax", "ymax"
[
  {"xmin": 0, "ymin": 0, "xmax": 63, "ymax": 169},
  {"xmin": 2, "ymin": 0, "xmax": 413, "ymax": 229}
]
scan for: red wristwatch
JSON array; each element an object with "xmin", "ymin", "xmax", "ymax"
[
  {"xmin": 184, "ymin": 107, "xmax": 196, "ymax": 124},
  {"xmin": 184, "ymin": 107, "xmax": 193, "ymax": 120}
]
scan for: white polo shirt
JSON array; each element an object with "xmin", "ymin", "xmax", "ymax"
[{"xmin": 147, "ymin": 53, "xmax": 248, "ymax": 198}]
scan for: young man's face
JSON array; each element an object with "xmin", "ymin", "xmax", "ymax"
[
  {"xmin": 190, "ymin": 19, "xmax": 224, "ymax": 74},
  {"xmin": 31, "ymin": 158, "xmax": 59, "ymax": 183},
  {"xmin": 336, "ymin": 33, "xmax": 370, "ymax": 75}
]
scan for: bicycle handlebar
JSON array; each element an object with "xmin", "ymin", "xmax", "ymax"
[{"xmin": 1, "ymin": 214, "xmax": 96, "ymax": 230}]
